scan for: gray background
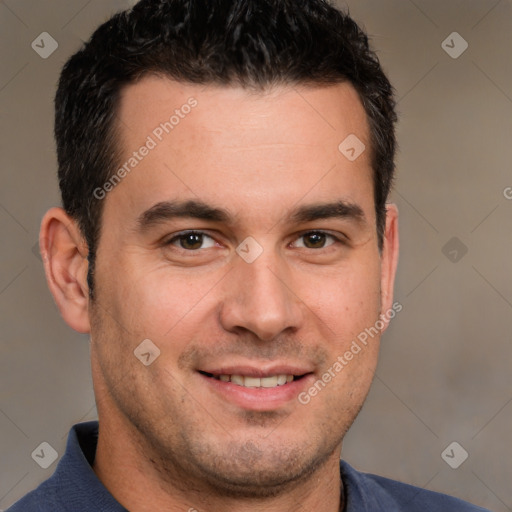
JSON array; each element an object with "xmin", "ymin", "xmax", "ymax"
[{"xmin": 1, "ymin": 0, "xmax": 511, "ymax": 510}]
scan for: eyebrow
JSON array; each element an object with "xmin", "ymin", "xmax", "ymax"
[
  {"xmin": 136, "ymin": 198, "xmax": 366, "ymax": 231},
  {"xmin": 288, "ymin": 200, "xmax": 365, "ymax": 225},
  {"xmin": 137, "ymin": 200, "xmax": 232, "ymax": 229}
]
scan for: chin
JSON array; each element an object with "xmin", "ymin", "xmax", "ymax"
[{"xmin": 180, "ymin": 434, "xmax": 338, "ymax": 499}]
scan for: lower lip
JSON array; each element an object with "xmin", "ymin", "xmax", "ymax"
[{"xmin": 199, "ymin": 373, "xmax": 315, "ymax": 411}]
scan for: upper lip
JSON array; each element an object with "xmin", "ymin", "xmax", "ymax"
[{"xmin": 198, "ymin": 363, "xmax": 314, "ymax": 378}]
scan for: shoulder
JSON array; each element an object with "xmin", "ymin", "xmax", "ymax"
[
  {"xmin": 6, "ymin": 422, "xmax": 100, "ymax": 512},
  {"xmin": 5, "ymin": 478, "xmax": 62, "ymax": 512},
  {"xmin": 340, "ymin": 460, "xmax": 491, "ymax": 511}
]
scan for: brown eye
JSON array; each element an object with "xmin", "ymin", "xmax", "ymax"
[
  {"xmin": 293, "ymin": 231, "xmax": 338, "ymax": 250},
  {"xmin": 167, "ymin": 231, "xmax": 216, "ymax": 251},
  {"xmin": 179, "ymin": 233, "xmax": 204, "ymax": 250},
  {"xmin": 302, "ymin": 232, "xmax": 328, "ymax": 248}
]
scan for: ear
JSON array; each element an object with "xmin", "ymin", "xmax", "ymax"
[
  {"xmin": 40, "ymin": 207, "xmax": 91, "ymax": 333},
  {"xmin": 379, "ymin": 203, "xmax": 399, "ymax": 332}
]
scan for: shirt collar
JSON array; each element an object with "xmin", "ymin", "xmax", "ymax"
[{"xmin": 61, "ymin": 421, "xmax": 372, "ymax": 511}]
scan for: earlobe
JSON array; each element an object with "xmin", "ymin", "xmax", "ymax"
[
  {"xmin": 379, "ymin": 203, "xmax": 399, "ymax": 331},
  {"xmin": 40, "ymin": 207, "xmax": 91, "ymax": 333}
]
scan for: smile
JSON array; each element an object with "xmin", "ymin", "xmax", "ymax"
[{"xmin": 200, "ymin": 372, "xmax": 297, "ymax": 388}]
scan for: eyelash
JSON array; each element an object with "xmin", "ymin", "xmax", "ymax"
[{"xmin": 164, "ymin": 230, "xmax": 345, "ymax": 252}]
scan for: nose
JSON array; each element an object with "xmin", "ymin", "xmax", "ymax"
[{"xmin": 219, "ymin": 250, "xmax": 304, "ymax": 342}]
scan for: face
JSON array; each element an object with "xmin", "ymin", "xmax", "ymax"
[{"xmin": 87, "ymin": 77, "xmax": 397, "ymax": 496}]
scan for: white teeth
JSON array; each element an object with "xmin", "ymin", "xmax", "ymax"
[
  {"xmin": 216, "ymin": 374, "xmax": 294, "ymax": 388},
  {"xmin": 261, "ymin": 376, "xmax": 278, "ymax": 388},
  {"xmin": 276, "ymin": 375, "xmax": 287, "ymax": 386},
  {"xmin": 244, "ymin": 376, "xmax": 261, "ymax": 387},
  {"xmin": 231, "ymin": 375, "xmax": 244, "ymax": 386}
]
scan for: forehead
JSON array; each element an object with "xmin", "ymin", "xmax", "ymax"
[
  {"xmin": 109, "ymin": 76, "xmax": 374, "ymax": 227},
  {"xmin": 117, "ymin": 76, "xmax": 369, "ymax": 149}
]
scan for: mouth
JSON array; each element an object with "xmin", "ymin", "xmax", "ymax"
[
  {"xmin": 198, "ymin": 371, "xmax": 308, "ymax": 389},
  {"xmin": 197, "ymin": 363, "xmax": 315, "ymax": 410}
]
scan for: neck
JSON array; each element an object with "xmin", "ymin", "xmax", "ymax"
[{"xmin": 92, "ymin": 415, "xmax": 344, "ymax": 512}]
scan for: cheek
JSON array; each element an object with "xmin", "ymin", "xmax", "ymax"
[
  {"xmin": 303, "ymin": 256, "xmax": 382, "ymax": 340},
  {"xmin": 105, "ymin": 265, "xmax": 222, "ymax": 341}
]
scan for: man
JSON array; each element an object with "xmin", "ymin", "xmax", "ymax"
[{"xmin": 8, "ymin": 0, "xmax": 489, "ymax": 510}]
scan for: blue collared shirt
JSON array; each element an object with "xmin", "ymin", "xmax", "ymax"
[{"xmin": 7, "ymin": 421, "xmax": 489, "ymax": 511}]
